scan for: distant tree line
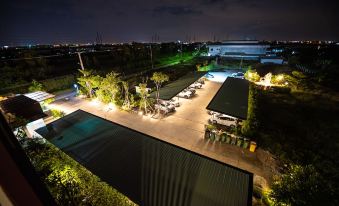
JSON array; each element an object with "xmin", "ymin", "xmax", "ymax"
[{"xmin": 0, "ymin": 43, "xmax": 199, "ymax": 92}]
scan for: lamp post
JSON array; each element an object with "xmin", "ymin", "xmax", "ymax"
[{"xmin": 73, "ymin": 84, "xmax": 79, "ymax": 94}]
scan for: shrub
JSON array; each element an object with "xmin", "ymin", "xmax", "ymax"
[
  {"xmin": 270, "ymin": 164, "xmax": 331, "ymax": 206},
  {"xmin": 51, "ymin": 109, "xmax": 65, "ymax": 118},
  {"xmin": 28, "ymin": 80, "xmax": 45, "ymax": 92}
]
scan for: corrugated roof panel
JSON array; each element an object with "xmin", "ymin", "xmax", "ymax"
[
  {"xmin": 36, "ymin": 110, "xmax": 252, "ymax": 206},
  {"xmin": 149, "ymin": 72, "xmax": 207, "ymax": 100}
]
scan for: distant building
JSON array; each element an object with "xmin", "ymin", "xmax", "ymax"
[
  {"xmin": 207, "ymin": 40, "xmax": 270, "ymax": 60},
  {"xmin": 260, "ymin": 56, "xmax": 285, "ymax": 65}
]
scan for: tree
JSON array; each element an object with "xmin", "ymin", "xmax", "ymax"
[
  {"xmin": 244, "ymin": 70, "xmax": 260, "ymax": 82},
  {"xmin": 138, "ymin": 83, "xmax": 152, "ymax": 115},
  {"xmin": 28, "ymin": 79, "xmax": 44, "ymax": 92},
  {"xmin": 97, "ymin": 72, "xmax": 121, "ymax": 104},
  {"xmin": 121, "ymin": 81, "xmax": 135, "ymax": 110},
  {"xmin": 270, "ymin": 164, "xmax": 331, "ymax": 206},
  {"xmin": 151, "ymin": 72, "xmax": 169, "ymax": 114},
  {"xmin": 77, "ymin": 69, "xmax": 102, "ymax": 98}
]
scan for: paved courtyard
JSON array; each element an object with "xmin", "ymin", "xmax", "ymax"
[{"xmin": 49, "ymin": 80, "xmax": 273, "ymax": 181}]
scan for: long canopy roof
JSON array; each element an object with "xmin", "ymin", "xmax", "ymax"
[
  {"xmin": 149, "ymin": 71, "xmax": 207, "ymax": 100},
  {"xmin": 36, "ymin": 110, "xmax": 252, "ymax": 206},
  {"xmin": 207, "ymin": 77, "xmax": 249, "ymax": 120},
  {"xmin": 24, "ymin": 91, "xmax": 55, "ymax": 102}
]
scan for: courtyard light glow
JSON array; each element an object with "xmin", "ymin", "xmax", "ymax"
[
  {"xmin": 107, "ymin": 103, "xmax": 116, "ymax": 111},
  {"xmin": 90, "ymin": 98, "xmax": 100, "ymax": 106},
  {"xmin": 277, "ymin": 75, "xmax": 284, "ymax": 81}
]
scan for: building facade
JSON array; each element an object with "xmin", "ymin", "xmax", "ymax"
[{"xmin": 207, "ymin": 40, "xmax": 270, "ymax": 60}]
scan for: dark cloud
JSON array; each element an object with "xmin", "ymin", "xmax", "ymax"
[
  {"xmin": 1, "ymin": 0, "xmax": 339, "ymax": 45},
  {"xmin": 201, "ymin": 0, "xmax": 224, "ymax": 5},
  {"xmin": 153, "ymin": 5, "xmax": 203, "ymax": 16}
]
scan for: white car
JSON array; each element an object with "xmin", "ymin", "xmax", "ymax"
[
  {"xmin": 231, "ymin": 72, "xmax": 245, "ymax": 79},
  {"xmin": 189, "ymin": 82, "xmax": 202, "ymax": 89},
  {"xmin": 197, "ymin": 79, "xmax": 205, "ymax": 84},
  {"xmin": 159, "ymin": 99, "xmax": 179, "ymax": 107},
  {"xmin": 184, "ymin": 88, "xmax": 196, "ymax": 94},
  {"xmin": 177, "ymin": 90, "xmax": 194, "ymax": 99},
  {"xmin": 169, "ymin": 98, "xmax": 180, "ymax": 107},
  {"xmin": 154, "ymin": 102, "xmax": 175, "ymax": 114},
  {"xmin": 208, "ymin": 110, "xmax": 219, "ymax": 115},
  {"xmin": 209, "ymin": 114, "xmax": 237, "ymax": 127}
]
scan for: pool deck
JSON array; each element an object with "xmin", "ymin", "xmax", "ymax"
[{"xmin": 49, "ymin": 80, "xmax": 274, "ymax": 182}]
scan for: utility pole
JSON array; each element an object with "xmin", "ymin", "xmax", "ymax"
[
  {"xmin": 150, "ymin": 35, "xmax": 154, "ymax": 69},
  {"xmin": 77, "ymin": 52, "xmax": 85, "ymax": 71},
  {"xmin": 239, "ymin": 55, "xmax": 243, "ymax": 70}
]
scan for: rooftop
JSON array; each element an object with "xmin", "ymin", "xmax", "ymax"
[
  {"xmin": 36, "ymin": 110, "xmax": 253, "ymax": 206},
  {"xmin": 0, "ymin": 95, "xmax": 47, "ymax": 123},
  {"xmin": 149, "ymin": 71, "xmax": 207, "ymax": 100},
  {"xmin": 24, "ymin": 91, "xmax": 55, "ymax": 102},
  {"xmin": 206, "ymin": 77, "xmax": 249, "ymax": 120}
]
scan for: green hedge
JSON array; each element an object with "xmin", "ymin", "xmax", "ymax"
[{"xmin": 23, "ymin": 139, "xmax": 136, "ymax": 206}]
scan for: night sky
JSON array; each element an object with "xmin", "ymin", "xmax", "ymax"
[{"xmin": 1, "ymin": 0, "xmax": 339, "ymax": 45}]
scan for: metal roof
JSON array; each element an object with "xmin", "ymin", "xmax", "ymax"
[
  {"xmin": 36, "ymin": 110, "xmax": 253, "ymax": 206},
  {"xmin": 24, "ymin": 91, "xmax": 55, "ymax": 102},
  {"xmin": 149, "ymin": 71, "xmax": 207, "ymax": 100},
  {"xmin": 206, "ymin": 77, "xmax": 249, "ymax": 120},
  {"xmin": 0, "ymin": 95, "xmax": 47, "ymax": 123}
]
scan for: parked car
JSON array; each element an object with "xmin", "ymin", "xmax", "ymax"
[
  {"xmin": 184, "ymin": 88, "xmax": 196, "ymax": 94},
  {"xmin": 189, "ymin": 82, "xmax": 202, "ymax": 89},
  {"xmin": 169, "ymin": 98, "xmax": 180, "ymax": 107},
  {"xmin": 209, "ymin": 114, "xmax": 237, "ymax": 127},
  {"xmin": 197, "ymin": 78, "xmax": 205, "ymax": 84},
  {"xmin": 154, "ymin": 102, "xmax": 175, "ymax": 114},
  {"xmin": 208, "ymin": 110, "xmax": 219, "ymax": 115},
  {"xmin": 159, "ymin": 99, "xmax": 179, "ymax": 107},
  {"xmin": 231, "ymin": 72, "xmax": 245, "ymax": 79},
  {"xmin": 177, "ymin": 90, "xmax": 194, "ymax": 98}
]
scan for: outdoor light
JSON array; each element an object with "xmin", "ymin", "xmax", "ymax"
[
  {"xmin": 277, "ymin": 75, "xmax": 284, "ymax": 81},
  {"xmin": 90, "ymin": 98, "xmax": 100, "ymax": 106},
  {"xmin": 108, "ymin": 103, "xmax": 116, "ymax": 111}
]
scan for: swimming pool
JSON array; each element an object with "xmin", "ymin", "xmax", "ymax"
[{"xmin": 36, "ymin": 110, "xmax": 252, "ymax": 206}]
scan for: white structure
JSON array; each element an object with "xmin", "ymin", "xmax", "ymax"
[
  {"xmin": 260, "ymin": 57, "xmax": 284, "ymax": 64},
  {"xmin": 25, "ymin": 118, "xmax": 46, "ymax": 138},
  {"xmin": 24, "ymin": 91, "xmax": 55, "ymax": 103},
  {"xmin": 207, "ymin": 40, "xmax": 270, "ymax": 60}
]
